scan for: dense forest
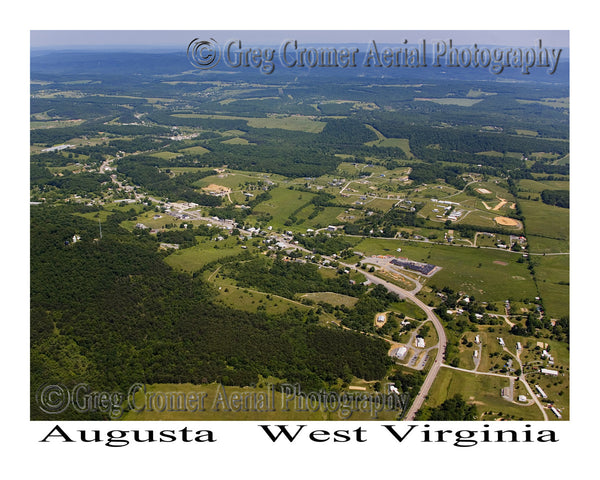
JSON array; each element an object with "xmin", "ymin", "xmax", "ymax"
[
  {"xmin": 540, "ymin": 189, "xmax": 569, "ymax": 208},
  {"xmin": 30, "ymin": 205, "xmax": 392, "ymax": 419}
]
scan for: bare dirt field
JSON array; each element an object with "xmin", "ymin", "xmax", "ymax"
[
  {"xmin": 494, "ymin": 216, "xmax": 522, "ymax": 227},
  {"xmin": 203, "ymin": 184, "xmax": 232, "ymax": 194},
  {"xmin": 493, "ymin": 198, "xmax": 508, "ymax": 211}
]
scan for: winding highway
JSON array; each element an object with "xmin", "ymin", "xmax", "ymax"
[{"xmin": 335, "ymin": 262, "xmax": 447, "ymax": 420}]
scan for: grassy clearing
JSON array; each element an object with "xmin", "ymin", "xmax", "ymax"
[
  {"xmin": 247, "ymin": 116, "xmax": 325, "ymax": 133},
  {"xmin": 426, "ymin": 367, "xmax": 544, "ymax": 420},
  {"xmin": 519, "ymin": 199, "xmax": 569, "ymax": 240},
  {"xmin": 164, "ymin": 237, "xmax": 247, "ymax": 272},
  {"xmin": 251, "ymin": 187, "xmax": 317, "ymax": 229},
  {"xmin": 211, "ymin": 274, "xmax": 313, "ymax": 316},
  {"xmin": 150, "ymin": 151, "xmax": 181, "ymax": 160},
  {"xmin": 299, "ymin": 292, "xmax": 358, "ymax": 307},
  {"xmin": 518, "ymin": 178, "xmax": 569, "ymax": 193},
  {"xmin": 291, "ymin": 205, "xmax": 346, "ymax": 230},
  {"xmin": 30, "ymin": 119, "xmax": 86, "ymax": 129},
  {"xmin": 178, "ymin": 145, "xmax": 210, "ymax": 155},
  {"xmin": 532, "ymin": 254, "xmax": 569, "ymax": 318},
  {"xmin": 119, "ymin": 211, "xmax": 178, "ymax": 231},
  {"xmin": 390, "ymin": 300, "xmax": 427, "ymax": 321},
  {"xmin": 356, "ymin": 238, "xmax": 538, "ymax": 302},
  {"xmin": 192, "ymin": 173, "xmax": 248, "ymax": 190},
  {"xmin": 515, "ymin": 129, "xmax": 538, "ymax": 136},
  {"xmin": 430, "ymin": 246, "xmax": 537, "ymax": 301},
  {"xmin": 221, "ymin": 137, "xmax": 253, "ymax": 145},
  {"xmin": 365, "ymin": 137, "xmax": 412, "ymax": 157}
]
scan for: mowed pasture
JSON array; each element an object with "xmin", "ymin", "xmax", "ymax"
[
  {"xmin": 389, "ymin": 300, "xmax": 427, "ymax": 321},
  {"xmin": 249, "ymin": 187, "xmax": 317, "ymax": 228},
  {"xmin": 355, "ymin": 237, "xmax": 537, "ymax": 301},
  {"xmin": 523, "ymin": 236, "xmax": 568, "ymax": 254},
  {"xmin": 247, "ymin": 115, "xmax": 325, "ymax": 133},
  {"xmin": 210, "ymin": 274, "xmax": 315, "ymax": 317},
  {"xmin": 178, "ymin": 145, "xmax": 210, "ymax": 155},
  {"xmin": 531, "ymin": 254, "xmax": 569, "ymax": 319},
  {"xmin": 150, "ymin": 151, "xmax": 181, "ymax": 160},
  {"xmin": 291, "ymin": 203, "xmax": 346, "ymax": 229},
  {"xmin": 518, "ymin": 178, "xmax": 569, "ymax": 193},
  {"xmin": 519, "ymin": 199, "xmax": 569, "ymax": 241},
  {"xmin": 299, "ymin": 292, "xmax": 359, "ymax": 307},
  {"xmin": 365, "ymin": 136, "xmax": 413, "ymax": 158},
  {"xmin": 165, "ymin": 237, "xmax": 247, "ymax": 272}
]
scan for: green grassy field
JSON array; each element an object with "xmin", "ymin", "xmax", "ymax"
[
  {"xmin": 250, "ymin": 187, "xmax": 317, "ymax": 229},
  {"xmin": 221, "ymin": 137, "xmax": 253, "ymax": 145},
  {"xmin": 355, "ymin": 238, "xmax": 537, "ymax": 302},
  {"xmin": 365, "ymin": 137, "xmax": 412, "ymax": 158},
  {"xmin": 518, "ymin": 178, "xmax": 569, "ymax": 193},
  {"xmin": 532, "ymin": 254, "xmax": 569, "ymax": 318},
  {"xmin": 210, "ymin": 274, "xmax": 315, "ymax": 316},
  {"xmin": 247, "ymin": 115, "xmax": 325, "ymax": 132},
  {"xmin": 515, "ymin": 129, "xmax": 538, "ymax": 136},
  {"xmin": 519, "ymin": 199, "xmax": 569, "ymax": 241},
  {"xmin": 524, "ymin": 236, "xmax": 569, "ymax": 254},
  {"xmin": 164, "ymin": 237, "xmax": 247, "ymax": 272},
  {"xmin": 389, "ymin": 299, "xmax": 427, "ymax": 321},
  {"xmin": 430, "ymin": 246, "xmax": 537, "ymax": 301},
  {"xmin": 30, "ymin": 119, "xmax": 86, "ymax": 129},
  {"xmin": 299, "ymin": 291, "xmax": 359, "ymax": 307},
  {"xmin": 178, "ymin": 145, "xmax": 210, "ymax": 155},
  {"xmin": 150, "ymin": 151, "xmax": 181, "ymax": 160},
  {"xmin": 426, "ymin": 367, "xmax": 545, "ymax": 420}
]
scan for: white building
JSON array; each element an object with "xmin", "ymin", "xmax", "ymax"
[
  {"xmin": 535, "ymin": 384, "xmax": 548, "ymax": 399},
  {"xmin": 415, "ymin": 336, "xmax": 425, "ymax": 348},
  {"xmin": 394, "ymin": 346, "xmax": 408, "ymax": 360},
  {"xmin": 498, "ymin": 337, "xmax": 505, "ymax": 347},
  {"xmin": 540, "ymin": 368, "xmax": 559, "ymax": 376}
]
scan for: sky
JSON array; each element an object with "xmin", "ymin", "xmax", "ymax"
[{"xmin": 30, "ymin": 30, "xmax": 569, "ymax": 50}]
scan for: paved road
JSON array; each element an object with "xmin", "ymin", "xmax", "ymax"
[{"xmin": 347, "ymin": 267, "xmax": 447, "ymax": 420}]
